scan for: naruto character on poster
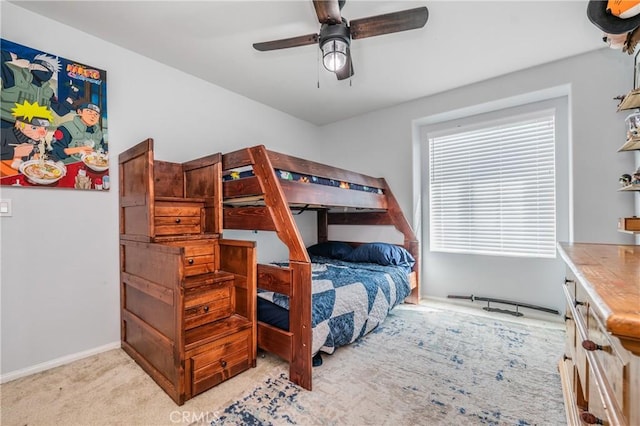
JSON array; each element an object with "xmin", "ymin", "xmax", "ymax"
[{"xmin": 0, "ymin": 38, "xmax": 109, "ymax": 190}]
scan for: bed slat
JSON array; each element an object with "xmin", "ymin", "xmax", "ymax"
[
  {"xmin": 257, "ymin": 264, "xmax": 292, "ymax": 296},
  {"xmin": 280, "ymin": 180, "xmax": 387, "ymax": 210},
  {"xmin": 223, "ymin": 207, "xmax": 276, "ymax": 231},
  {"xmin": 223, "ymin": 177, "xmax": 262, "ymax": 199},
  {"xmin": 257, "ymin": 322, "xmax": 292, "ymax": 362},
  {"xmin": 222, "ymin": 148, "xmax": 253, "ymax": 170}
]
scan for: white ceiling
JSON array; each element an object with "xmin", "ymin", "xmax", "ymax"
[{"xmin": 10, "ymin": 1, "xmax": 605, "ymax": 126}]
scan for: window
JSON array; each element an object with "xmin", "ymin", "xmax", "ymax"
[{"xmin": 428, "ymin": 109, "xmax": 556, "ymax": 258}]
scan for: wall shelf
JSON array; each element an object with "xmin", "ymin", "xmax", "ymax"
[
  {"xmin": 617, "ymin": 88, "xmax": 640, "ymax": 111},
  {"xmin": 615, "ymin": 73, "xmax": 640, "ymax": 239},
  {"xmin": 618, "ymin": 229, "xmax": 640, "ymax": 234},
  {"xmin": 618, "ymin": 138, "xmax": 640, "ymax": 151},
  {"xmin": 618, "ymin": 184, "xmax": 640, "ymax": 191}
]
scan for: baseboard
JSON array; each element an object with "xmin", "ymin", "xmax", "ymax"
[
  {"xmin": 420, "ymin": 296, "xmax": 565, "ymax": 327},
  {"xmin": 0, "ymin": 341, "xmax": 121, "ymax": 384}
]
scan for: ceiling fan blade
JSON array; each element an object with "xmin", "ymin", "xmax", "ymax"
[
  {"xmin": 253, "ymin": 34, "xmax": 319, "ymax": 51},
  {"xmin": 349, "ymin": 7, "xmax": 429, "ymax": 40},
  {"xmin": 313, "ymin": 0, "xmax": 342, "ymax": 24},
  {"xmin": 336, "ymin": 48, "xmax": 354, "ymax": 80}
]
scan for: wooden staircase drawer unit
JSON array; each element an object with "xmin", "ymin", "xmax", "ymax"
[
  {"xmin": 120, "ymin": 140, "xmax": 257, "ymax": 405},
  {"xmin": 190, "ymin": 329, "xmax": 252, "ymax": 396},
  {"xmin": 184, "ymin": 284, "xmax": 234, "ymax": 330},
  {"xmin": 154, "ymin": 202, "xmax": 203, "ymax": 236}
]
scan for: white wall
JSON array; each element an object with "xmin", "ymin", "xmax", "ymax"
[
  {"xmin": 0, "ymin": 3, "xmax": 322, "ymax": 380},
  {"xmin": 317, "ymin": 48, "xmax": 637, "ymax": 313}
]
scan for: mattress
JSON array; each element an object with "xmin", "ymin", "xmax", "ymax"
[
  {"xmin": 257, "ymin": 256, "xmax": 412, "ymax": 355},
  {"xmin": 223, "ymin": 168, "xmax": 384, "ymax": 194}
]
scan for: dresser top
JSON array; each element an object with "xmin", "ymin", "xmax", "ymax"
[{"xmin": 558, "ymin": 242, "xmax": 640, "ymax": 346}]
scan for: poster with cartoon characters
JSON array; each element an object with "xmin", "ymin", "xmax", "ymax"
[{"xmin": 1, "ymin": 39, "xmax": 109, "ymax": 190}]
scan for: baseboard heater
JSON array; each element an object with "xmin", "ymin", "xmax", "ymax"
[{"xmin": 447, "ymin": 294, "xmax": 559, "ymax": 317}]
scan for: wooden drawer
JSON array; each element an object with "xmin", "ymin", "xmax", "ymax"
[
  {"xmin": 565, "ymin": 305, "xmax": 577, "ymax": 364},
  {"xmin": 562, "ymin": 273, "xmax": 579, "ymax": 364},
  {"xmin": 586, "ymin": 310, "xmax": 628, "ymax": 417},
  {"xmin": 154, "ymin": 202, "xmax": 203, "ymax": 235},
  {"xmin": 183, "ymin": 242, "xmax": 215, "ymax": 276},
  {"xmin": 561, "ymin": 298, "xmax": 593, "ymax": 419},
  {"xmin": 163, "ymin": 239, "xmax": 217, "ymax": 276},
  {"xmin": 583, "ymin": 344, "xmax": 626, "ymax": 426},
  {"xmin": 564, "ymin": 279, "xmax": 590, "ymax": 402},
  {"xmin": 586, "ymin": 375, "xmax": 609, "ymax": 425},
  {"xmin": 564, "ymin": 273, "xmax": 577, "ymax": 300},
  {"xmin": 184, "ymin": 282, "xmax": 233, "ymax": 329},
  {"xmin": 190, "ymin": 329, "xmax": 252, "ymax": 396}
]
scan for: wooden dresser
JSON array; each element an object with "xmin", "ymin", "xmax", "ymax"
[
  {"xmin": 119, "ymin": 139, "xmax": 257, "ymax": 405},
  {"xmin": 557, "ymin": 243, "xmax": 640, "ymax": 425}
]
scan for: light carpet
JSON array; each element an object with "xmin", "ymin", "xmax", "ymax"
[
  {"xmin": 0, "ymin": 303, "xmax": 565, "ymax": 426},
  {"xmin": 200, "ymin": 304, "xmax": 566, "ymax": 426}
]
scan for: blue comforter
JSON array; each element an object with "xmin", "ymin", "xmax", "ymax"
[{"xmin": 258, "ymin": 256, "xmax": 412, "ymax": 355}]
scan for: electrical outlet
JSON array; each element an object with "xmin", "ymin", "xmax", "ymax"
[{"xmin": 0, "ymin": 199, "xmax": 12, "ymax": 217}]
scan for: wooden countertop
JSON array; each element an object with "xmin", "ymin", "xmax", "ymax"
[{"xmin": 558, "ymin": 242, "xmax": 640, "ymax": 354}]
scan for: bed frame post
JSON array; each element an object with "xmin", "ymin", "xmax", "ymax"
[
  {"xmin": 317, "ymin": 209, "xmax": 328, "ymax": 243},
  {"xmin": 381, "ymin": 178, "xmax": 421, "ymax": 304},
  {"xmin": 249, "ymin": 146, "xmax": 313, "ymax": 390},
  {"xmin": 289, "ymin": 261, "xmax": 312, "ymax": 390}
]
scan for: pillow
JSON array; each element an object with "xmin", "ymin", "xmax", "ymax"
[
  {"xmin": 344, "ymin": 242, "xmax": 415, "ymax": 271},
  {"xmin": 306, "ymin": 241, "xmax": 354, "ymax": 260}
]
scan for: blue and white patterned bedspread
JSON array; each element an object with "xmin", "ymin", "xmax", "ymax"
[{"xmin": 258, "ymin": 256, "xmax": 412, "ymax": 355}]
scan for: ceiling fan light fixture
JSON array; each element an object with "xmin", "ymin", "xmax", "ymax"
[
  {"xmin": 319, "ymin": 21, "xmax": 350, "ymax": 74},
  {"xmin": 321, "ymin": 38, "xmax": 348, "ymax": 72}
]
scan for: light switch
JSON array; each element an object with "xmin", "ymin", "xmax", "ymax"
[{"xmin": 0, "ymin": 199, "xmax": 12, "ymax": 217}]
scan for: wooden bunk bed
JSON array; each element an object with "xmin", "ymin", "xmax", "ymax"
[{"xmin": 221, "ymin": 145, "xmax": 420, "ymax": 391}]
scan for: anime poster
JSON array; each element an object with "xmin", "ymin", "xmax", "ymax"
[{"xmin": 1, "ymin": 39, "xmax": 109, "ymax": 190}]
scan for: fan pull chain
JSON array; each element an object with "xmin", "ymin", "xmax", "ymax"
[{"xmin": 317, "ymin": 47, "xmax": 320, "ymax": 88}]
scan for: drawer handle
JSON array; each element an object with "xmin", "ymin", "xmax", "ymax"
[
  {"xmin": 220, "ymin": 360, "xmax": 227, "ymax": 368},
  {"xmin": 564, "ymin": 315, "xmax": 571, "ymax": 322},
  {"xmin": 188, "ymin": 259, "xmax": 194, "ymax": 264},
  {"xmin": 562, "ymin": 354, "xmax": 572, "ymax": 361},
  {"xmin": 564, "ymin": 278, "xmax": 575, "ymax": 284},
  {"xmin": 203, "ymin": 305, "xmax": 209, "ymax": 313},
  {"xmin": 175, "ymin": 218, "xmax": 181, "ymax": 224},
  {"xmin": 582, "ymin": 340, "xmax": 603, "ymax": 352},
  {"xmin": 574, "ymin": 299, "xmax": 584, "ymax": 307},
  {"xmin": 580, "ymin": 412, "xmax": 604, "ymax": 425}
]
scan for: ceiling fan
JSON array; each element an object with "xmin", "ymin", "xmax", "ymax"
[{"xmin": 252, "ymin": 0, "xmax": 429, "ymax": 80}]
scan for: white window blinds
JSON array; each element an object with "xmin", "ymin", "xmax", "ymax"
[{"xmin": 428, "ymin": 110, "xmax": 556, "ymax": 258}]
